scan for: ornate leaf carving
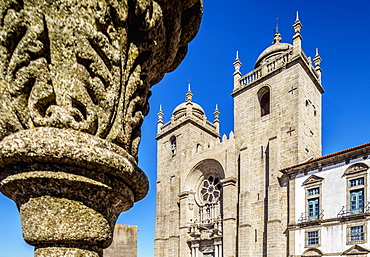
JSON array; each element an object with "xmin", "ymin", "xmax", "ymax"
[{"xmin": 0, "ymin": 0, "xmax": 203, "ymax": 159}]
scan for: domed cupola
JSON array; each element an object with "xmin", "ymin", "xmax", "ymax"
[
  {"xmin": 255, "ymin": 31, "xmax": 293, "ymax": 68},
  {"xmin": 172, "ymin": 84, "xmax": 206, "ymax": 121},
  {"xmin": 156, "ymin": 83, "xmax": 220, "ymax": 137}
]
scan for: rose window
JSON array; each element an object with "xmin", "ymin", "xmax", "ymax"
[{"xmin": 199, "ymin": 176, "xmax": 222, "ymax": 204}]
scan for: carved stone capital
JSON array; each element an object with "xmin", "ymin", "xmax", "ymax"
[{"xmin": 0, "ymin": 0, "xmax": 202, "ymax": 255}]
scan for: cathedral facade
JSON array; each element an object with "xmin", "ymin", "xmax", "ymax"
[{"xmin": 154, "ymin": 14, "xmax": 370, "ymax": 257}]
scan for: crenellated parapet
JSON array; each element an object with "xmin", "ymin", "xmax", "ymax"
[{"xmin": 182, "ymin": 131, "xmax": 235, "ymax": 159}]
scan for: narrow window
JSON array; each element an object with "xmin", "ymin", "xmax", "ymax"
[
  {"xmin": 301, "ymin": 175, "xmax": 324, "ymax": 223},
  {"xmin": 349, "ymin": 177, "xmax": 365, "ymax": 214},
  {"xmin": 255, "ymin": 229, "xmax": 257, "ymax": 242},
  {"xmin": 261, "ymin": 146, "xmax": 264, "ymax": 159},
  {"xmin": 170, "ymin": 136, "xmax": 176, "ymax": 156},
  {"xmin": 258, "ymin": 86, "xmax": 270, "ymax": 116},
  {"xmin": 308, "ymin": 198, "xmax": 319, "ymax": 221},
  {"xmin": 350, "ymin": 188, "xmax": 364, "ymax": 214},
  {"xmin": 196, "ymin": 143, "xmax": 201, "ymax": 153},
  {"xmin": 307, "ymin": 187, "xmax": 320, "ymax": 221}
]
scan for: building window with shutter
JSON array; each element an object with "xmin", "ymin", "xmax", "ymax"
[{"xmin": 344, "ymin": 163, "xmax": 368, "ymax": 216}]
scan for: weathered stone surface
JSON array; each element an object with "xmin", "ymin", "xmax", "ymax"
[
  {"xmin": 34, "ymin": 247, "xmax": 101, "ymax": 257},
  {"xmin": 103, "ymin": 224, "xmax": 138, "ymax": 257},
  {"xmin": 0, "ymin": 0, "xmax": 203, "ymax": 159},
  {"xmin": 21, "ymin": 196, "xmax": 111, "ymax": 245},
  {"xmin": 0, "ymin": 127, "xmax": 147, "ymax": 201},
  {"xmin": 0, "ymin": 0, "xmax": 202, "ymax": 256}
]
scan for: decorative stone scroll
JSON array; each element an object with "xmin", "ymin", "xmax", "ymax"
[{"xmin": 0, "ymin": 0, "xmax": 202, "ymax": 256}]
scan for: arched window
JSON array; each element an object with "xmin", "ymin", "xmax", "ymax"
[
  {"xmin": 196, "ymin": 143, "xmax": 201, "ymax": 153},
  {"xmin": 258, "ymin": 86, "xmax": 270, "ymax": 116},
  {"xmin": 170, "ymin": 136, "xmax": 176, "ymax": 156}
]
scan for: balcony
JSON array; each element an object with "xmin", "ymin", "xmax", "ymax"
[
  {"xmin": 298, "ymin": 210, "xmax": 324, "ymax": 223},
  {"xmin": 337, "ymin": 202, "xmax": 370, "ymax": 218}
]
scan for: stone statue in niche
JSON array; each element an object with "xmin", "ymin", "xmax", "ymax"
[{"xmin": 0, "ymin": 0, "xmax": 202, "ymax": 256}]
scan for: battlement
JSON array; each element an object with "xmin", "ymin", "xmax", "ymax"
[{"xmin": 182, "ymin": 131, "xmax": 235, "ymax": 159}]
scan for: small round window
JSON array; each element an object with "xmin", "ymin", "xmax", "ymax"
[{"xmin": 199, "ymin": 175, "xmax": 222, "ymax": 204}]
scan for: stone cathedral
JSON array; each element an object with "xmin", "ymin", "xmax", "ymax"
[{"xmin": 155, "ymin": 15, "xmax": 370, "ymax": 257}]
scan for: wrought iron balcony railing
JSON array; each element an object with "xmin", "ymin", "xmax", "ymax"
[
  {"xmin": 337, "ymin": 202, "xmax": 370, "ymax": 218},
  {"xmin": 297, "ymin": 210, "xmax": 324, "ymax": 223}
]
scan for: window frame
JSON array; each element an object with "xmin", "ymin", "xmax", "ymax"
[
  {"xmin": 347, "ymin": 223, "xmax": 367, "ymax": 245},
  {"xmin": 305, "ymin": 184, "xmax": 322, "ymax": 221},
  {"xmin": 257, "ymin": 86, "xmax": 271, "ymax": 117},
  {"xmin": 170, "ymin": 135, "xmax": 177, "ymax": 156},
  {"xmin": 345, "ymin": 166, "xmax": 367, "ymax": 216},
  {"xmin": 305, "ymin": 229, "xmax": 320, "ymax": 247}
]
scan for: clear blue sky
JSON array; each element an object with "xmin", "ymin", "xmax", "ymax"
[{"xmin": 1, "ymin": 0, "xmax": 369, "ymax": 256}]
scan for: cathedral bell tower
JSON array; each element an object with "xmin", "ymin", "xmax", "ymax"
[
  {"xmin": 232, "ymin": 13, "xmax": 324, "ymax": 256},
  {"xmin": 155, "ymin": 85, "xmax": 222, "ymax": 257}
]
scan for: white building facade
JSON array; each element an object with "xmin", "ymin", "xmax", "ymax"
[{"xmin": 283, "ymin": 144, "xmax": 370, "ymax": 256}]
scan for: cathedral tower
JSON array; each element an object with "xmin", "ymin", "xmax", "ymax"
[
  {"xmin": 155, "ymin": 85, "xmax": 233, "ymax": 257},
  {"xmin": 233, "ymin": 13, "xmax": 323, "ymax": 256}
]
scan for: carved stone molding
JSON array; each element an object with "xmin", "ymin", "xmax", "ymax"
[
  {"xmin": 343, "ymin": 244, "xmax": 370, "ymax": 255},
  {"xmin": 302, "ymin": 174, "xmax": 324, "ymax": 186},
  {"xmin": 344, "ymin": 163, "xmax": 369, "ymax": 176}
]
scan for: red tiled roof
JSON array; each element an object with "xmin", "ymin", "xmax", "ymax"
[{"xmin": 280, "ymin": 142, "xmax": 370, "ymax": 173}]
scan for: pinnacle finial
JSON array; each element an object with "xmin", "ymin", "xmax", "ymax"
[
  {"xmin": 275, "ymin": 15, "xmax": 279, "ymax": 33},
  {"xmin": 186, "ymin": 80, "xmax": 193, "ymax": 102},
  {"xmin": 292, "ymin": 11, "xmax": 303, "ymax": 46},
  {"xmin": 157, "ymin": 105, "xmax": 164, "ymax": 132},
  {"xmin": 213, "ymin": 104, "xmax": 220, "ymax": 133},
  {"xmin": 273, "ymin": 32, "xmax": 282, "ymax": 44},
  {"xmin": 233, "ymin": 51, "xmax": 242, "ymax": 75},
  {"xmin": 313, "ymin": 48, "xmax": 322, "ymax": 67},
  {"xmin": 214, "ymin": 105, "xmax": 220, "ymax": 120},
  {"xmin": 313, "ymin": 48, "xmax": 322, "ymax": 83},
  {"xmin": 157, "ymin": 104, "xmax": 164, "ymax": 121}
]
